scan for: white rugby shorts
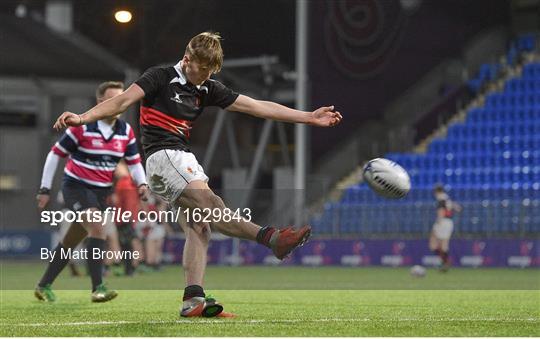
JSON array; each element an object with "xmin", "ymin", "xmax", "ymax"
[
  {"xmin": 432, "ymin": 218, "xmax": 454, "ymax": 240},
  {"xmin": 135, "ymin": 222, "xmax": 166, "ymax": 240},
  {"xmin": 145, "ymin": 149, "xmax": 208, "ymax": 203},
  {"xmin": 103, "ymin": 220, "xmax": 118, "ymax": 237}
]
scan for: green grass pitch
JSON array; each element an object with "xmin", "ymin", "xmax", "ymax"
[{"xmin": 1, "ymin": 261, "xmax": 538, "ymax": 336}]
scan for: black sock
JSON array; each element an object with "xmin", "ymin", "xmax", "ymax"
[
  {"xmin": 86, "ymin": 237, "xmax": 106, "ymax": 291},
  {"xmin": 183, "ymin": 285, "xmax": 205, "ymax": 301},
  {"xmin": 124, "ymin": 259, "xmax": 134, "ymax": 276},
  {"xmin": 68, "ymin": 262, "xmax": 80, "ymax": 276},
  {"xmin": 38, "ymin": 243, "xmax": 70, "ymax": 287},
  {"xmin": 120, "ymin": 242, "xmax": 134, "ymax": 275},
  {"xmin": 441, "ymin": 251, "xmax": 449, "ymax": 264},
  {"xmin": 256, "ymin": 227, "xmax": 276, "ymax": 248}
]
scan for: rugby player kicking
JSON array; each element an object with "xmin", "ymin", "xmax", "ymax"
[
  {"xmin": 53, "ymin": 32, "xmax": 342, "ymax": 317},
  {"xmin": 36, "ymin": 82, "xmax": 149, "ymax": 302}
]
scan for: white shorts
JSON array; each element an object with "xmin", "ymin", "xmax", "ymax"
[
  {"xmin": 136, "ymin": 223, "xmax": 166, "ymax": 241},
  {"xmin": 103, "ymin": 220, "xmax": 118, "ymax": 237},
  {"xmin": 150, "ymin": 224, "xmax": 166, "ymax": 240},
  {"xmin": 146, "ymin": 149, "xmax": 208, "ymax": 203},
  {"xmin": 432, "ymin": 218, "xmax": 454, "ymax": 240}
]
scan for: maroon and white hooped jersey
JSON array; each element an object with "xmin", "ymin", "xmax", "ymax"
[{"xmin": 51, "ymin": 120, "xmax": 141, "ymax": 187}]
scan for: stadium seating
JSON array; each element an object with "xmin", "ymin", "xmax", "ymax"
[
  {"xmin": 313, "ymin": 34, "xmax": 539, "ymax": 236},
  {"xmin": 468, "ymin": 33, "xmax": 537, "ymax": 93}
]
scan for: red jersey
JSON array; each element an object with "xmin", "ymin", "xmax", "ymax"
[{"xmin": 114, "ymin": 175, "xmax": 140, "ymax": 225}]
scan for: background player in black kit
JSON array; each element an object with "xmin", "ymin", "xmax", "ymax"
[
  {"xmin": 429, "ymin": 184, "xmax": 462, "ymax": 272},
  {"xmin": 54, "ymin": 32, "xmax": 343, "ymax": 318}
]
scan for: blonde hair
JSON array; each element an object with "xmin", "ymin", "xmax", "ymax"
[
  {"xmin": 96, "ymin": 81, "xmax": 124, "ymax": 101},
  {"xmin": 185, "ymin": 32, "xmax": 224, "ymax": 73}
]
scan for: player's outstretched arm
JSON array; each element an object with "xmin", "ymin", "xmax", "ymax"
[
  {"xmin": 227, "ymin": 94, "xmax": 342, "ymax": 127},
  {"xmin": 53, "ymin": 84, "xmax": 146, "ymax": 130}
]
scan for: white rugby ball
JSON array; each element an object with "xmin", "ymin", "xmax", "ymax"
[
  {"xmin": 363, "ymin": 158, "xmax": 411, "ymax": 199},
  {"xmin": 410, "ymin": 265, "xmax": 426, "ymax": 277}
]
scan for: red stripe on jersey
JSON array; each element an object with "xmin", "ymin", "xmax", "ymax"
[
  {"xmin": 65, "ymin": 160, "xmax": 113, "ymax": 184},
  {"xmin": 52, "ymin": 145, "xmax": 68, "ymax": 157},
  {"xmin": 69, "ymin": 126, "xmax": 84, "ymax": 142},
  {"xmin": 140, "ymin": 106, "xmax": 192, "ymax": 138},
  {"xmin": 124, "ymin": 154, "xmax": 141, "ymax": 166}
]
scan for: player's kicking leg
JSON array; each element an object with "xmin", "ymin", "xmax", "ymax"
[
  {"xmin": 146, "ymin": 150, "xmax": 310, "ymax": 317},
  {"xmin": 174, "ymin": 180, "xmax": 310, "ymax": 318},
  {"xmin": 178, "ymin": 180, "xmax": 311, "ymax": 259}
]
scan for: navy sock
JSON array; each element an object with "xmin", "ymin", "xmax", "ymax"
[
  {"xmin": 86, "ymin": 237, "xmax": 106, "ymax": 291},
  {"xmin": 38, "ymin": 243, "xmax": 70, "ymax": 287}
]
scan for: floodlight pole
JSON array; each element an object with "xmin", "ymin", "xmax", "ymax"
[{"xmin": 295, "ymin": 0, "xmax": 308, "ymax": 226}]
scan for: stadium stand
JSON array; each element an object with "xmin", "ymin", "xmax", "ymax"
[
  {"xmin": 312, "ymin": 34, "xmax": 540, "ymax": 237},
  {"xmin": 467, "ymin": 33, "xmax": 537, "ymax": 93},
  {"xmin": 0, "ymin": 14, "xmax": 126, "ymax": 79}
]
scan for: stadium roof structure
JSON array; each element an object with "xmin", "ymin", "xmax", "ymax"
[{"xmin": 0, "ymin": 14, "xmax": 128, "ymax": 80}]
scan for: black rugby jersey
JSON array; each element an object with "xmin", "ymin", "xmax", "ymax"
[
  {"xmin": 437, "ymin": 198, "xmax": 454, "ymax": 219},
  {"xmin": 134, "ymin": 62, "xmax": 238, "ymax": 157}
]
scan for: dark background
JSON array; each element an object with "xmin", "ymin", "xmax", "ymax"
[
  {"xmin": 0, "ymin": 0, "xmax": 296, "ymax": 69},
  {"xmin": 0, "ymin": 0, "xmax": 515, "ymax": 173},
  {"xmin": 308, "ymin": 0, "xmax": 510, "ymax": 156}
]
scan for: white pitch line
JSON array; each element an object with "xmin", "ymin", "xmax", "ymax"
[{"xmin": 3, "ymin": 318, "xmax": 538, "ymax": 327}]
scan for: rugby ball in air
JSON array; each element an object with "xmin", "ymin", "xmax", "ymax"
[{"xmin": 363, "ymin": 158, "xmax": 411, "ymax": 199}]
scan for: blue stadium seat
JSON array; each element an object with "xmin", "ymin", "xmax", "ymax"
[{"xmin": 312, "ymin": 54, "xmax": 540, "ymax": 236}]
